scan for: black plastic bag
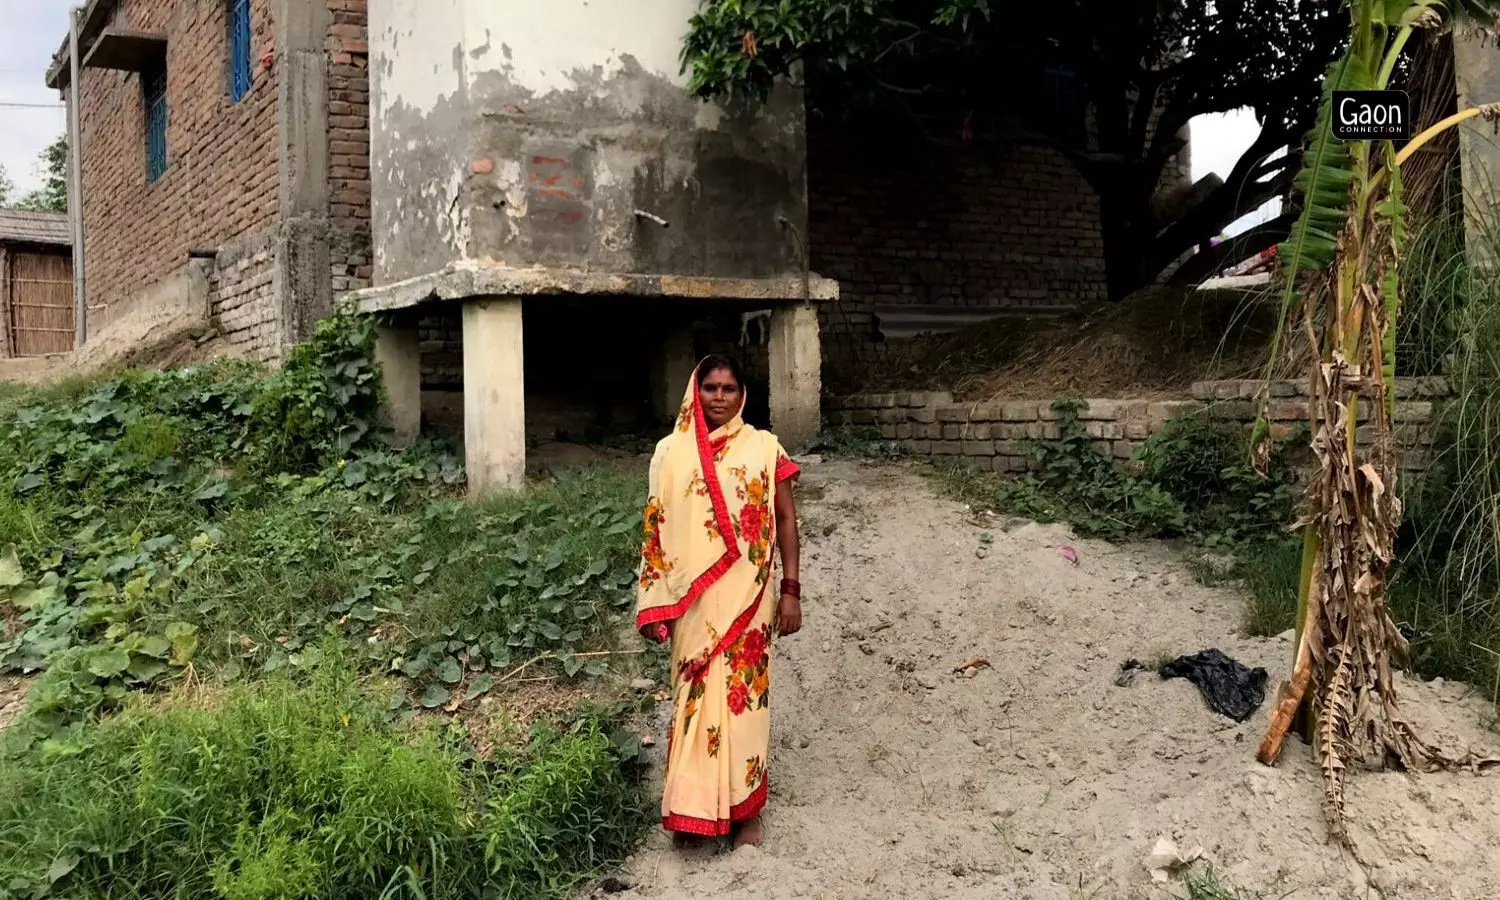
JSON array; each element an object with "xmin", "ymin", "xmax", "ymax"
[{"xmin": 1158, "ymin": 649, "xmax": 1268, "ymax": 722}]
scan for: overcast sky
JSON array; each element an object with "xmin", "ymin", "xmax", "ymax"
[{"xmin": 0, "ymin": 1, "xmax": 67, "ymax": 196}]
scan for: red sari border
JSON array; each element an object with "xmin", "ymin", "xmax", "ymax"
[{"xmin": 662, "ymin": 777, "xmax": 769, "ymax": 837}]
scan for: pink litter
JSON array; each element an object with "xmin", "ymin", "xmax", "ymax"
[{"xmin": 1056, "ymin": 545, "xmax": 1079, "ymax": 565}]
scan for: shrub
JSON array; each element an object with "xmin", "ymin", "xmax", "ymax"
[
  {"xmin": 0, "ymin": 654, "xmax": 647, "ymax": 900},
  {"xmin": 0, "ymin": 313, "xmax": 648, "ymax": 748}
]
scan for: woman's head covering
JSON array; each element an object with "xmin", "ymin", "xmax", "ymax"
[
  {"xmin": 674, "ymin": 356, "xmax": 746, "ymax": 443},
  {"xmin": 637, "ymin": 356, "xmax": 788, "ymax": 635}
]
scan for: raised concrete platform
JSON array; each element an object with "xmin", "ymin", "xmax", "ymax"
[
  {"xmin": 349, "ymin": 262, "xmax": 837, "ymax": 497},
  {"xmin": 348, "ymin": 261, "xmax": 839, "ymax": 313}
]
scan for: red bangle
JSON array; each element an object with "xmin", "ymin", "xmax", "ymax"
[{"xmin": 780, "ymin": 578, "xmax": 801, "ymax": 598}]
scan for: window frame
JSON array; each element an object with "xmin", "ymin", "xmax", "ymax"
[
  {"xmin": 144, "ymin": 65, "xmax": 169, "ymax": 183},
  {"xmin": 229, "ymin": 0, "xmax": 252, "ymax": 102}
]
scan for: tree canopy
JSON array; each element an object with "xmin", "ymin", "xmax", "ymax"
[
  {"xmin": 682, "ymin": 0, "xmax": 1345, "ymax": 299},
  {"xmin": 1, "ymin": 136, "xmax": 68, "ymax": 214}
]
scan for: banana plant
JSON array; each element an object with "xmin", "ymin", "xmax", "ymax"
[{"xmin": 1251, "ymin": 0, "xmax": 1500, "ymax": 846}]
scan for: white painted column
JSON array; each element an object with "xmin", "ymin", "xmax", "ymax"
[
  {"xmin": 373, "ymin": 323, "xmax": 422, "ymax": 447},
  {"xmin": 1456, "ymin": 31, "xmax": 1500, "ymax": 269},
  {"xmin": 462, "ymin": 296, "xmax": 526, "ymax": 494},
  {"xmin": 768, "ymin": 303, "xmax": 822, "ymax": 453}
]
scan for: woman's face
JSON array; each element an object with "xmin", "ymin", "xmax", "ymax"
[{"xmin": 698, "ymin": 366, "xmax": 742, "ymax": 429}]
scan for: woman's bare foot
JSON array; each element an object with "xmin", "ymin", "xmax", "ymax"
[{"xmin": 732, "ymin": 816, "xmax": 764, "ymax": 849}]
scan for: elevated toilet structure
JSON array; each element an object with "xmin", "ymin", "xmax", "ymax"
[{"xmin": 351, "ymin": 0, "xmax": 835, "ymax": 494}]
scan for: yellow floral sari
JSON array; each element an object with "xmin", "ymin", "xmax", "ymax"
[{"xmin": 636, "ymin": 361, "xmax": 799, "ymax": 836}]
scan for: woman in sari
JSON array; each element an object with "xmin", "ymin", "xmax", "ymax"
[{"xmin": 636, "ymin": 354, "xmax": 803, "ymax": 849}]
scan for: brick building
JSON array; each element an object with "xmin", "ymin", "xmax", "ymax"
[{"xmin": 46, "ymin": 0, "xmax": 371, "ymax": 362}]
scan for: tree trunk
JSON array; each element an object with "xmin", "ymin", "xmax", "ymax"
[{"xmin": 1097, "ymin": 191, "xmax": 1157, "ymax": 301}]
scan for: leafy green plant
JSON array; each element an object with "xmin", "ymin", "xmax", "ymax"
[
  {"xmin": 1140, "ymin": 414, "xmax": 1301, "ymax": 549},
  {"xmin": 813, "ymin": 426, "xmax": 912, "ymax": 460},
  {"xmin": 0, "ymin": 653, "xmax": 646, "ymax": 900},
  {"xmin": 481, "ymin": 714, "xmax": 648, "ymax": 897},
  {"xmin": 991, "ymin": 400, "xmax": 1187, "ymax": 541},
  {"xmin": 0, "ymin": 312, "xmax": 648, "ymax": 745}
]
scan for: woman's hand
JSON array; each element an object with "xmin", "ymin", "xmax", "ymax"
[{"xmin": 774, "ymin": 593, "xmax": 802, "ymax": 636}]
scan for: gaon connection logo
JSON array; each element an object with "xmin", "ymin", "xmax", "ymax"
[{"xmin": 1331, "ymin": 90, "xmax": 1412, "ymax": 140}]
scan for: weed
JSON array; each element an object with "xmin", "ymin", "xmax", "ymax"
[
  {"xmin": 1175, "ymin": 864, "xmax": 1261, "ymax": 900},
  {"xmin": 1145, "ymin": 649, "xmax": 1178, "ymax": 672},
  {"xmin": 0, "ymin": 313, "xmax": 648, "ymax": 747},
  {"xmin": 813, "ymin": 426, "xmax": 911, "ymax": 460},
  {"xmin": 1241, "ymin": 537, "xmax": 1303, "ymax": 638},
  {"xmin": 934, "ymin": 400, "xmax": 1296, "ymax": 546},
  {"xmin": 0, "ymin": 651, "xmax": 646, "ymax": 900}
]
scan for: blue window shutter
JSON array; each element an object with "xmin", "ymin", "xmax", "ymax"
[
  {"xmin": 146, "ymin": 68, "xmax": 168, "ymax": 182},
  {"xmin": 230, "ymin": 0, "xmax": 252, "ymax": 102}
]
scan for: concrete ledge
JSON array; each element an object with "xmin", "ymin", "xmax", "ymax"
[{"xmin": 346, "ymin": 261, "xmax": 840, "ymax": 313}]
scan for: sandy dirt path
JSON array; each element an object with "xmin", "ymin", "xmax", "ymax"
[{"xmin": 596, "ymin": 458, "xmax": 1500, "ymax": 900}]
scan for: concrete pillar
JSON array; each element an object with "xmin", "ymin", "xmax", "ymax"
[
  {"xmin": 463, "ymin": 297, "xmax": 526, "ymax": 495},
  {"xmin": 649, "ymin": 324, "xmax": 697, "ymax": 424},
  {"xmin": 1455, "ymin": 30, "xmax": 1500, "ymax": 268},
  {"xmin": 768, "ymin": 303, "xmax": 822, "ymax": 452},
  {"xmin": 374, "ymin": 324, "xmax": 421, "ymax": 447},
  {"xmin": 274, "ymin": 0, "xmax": 333, "ymax": 353}
]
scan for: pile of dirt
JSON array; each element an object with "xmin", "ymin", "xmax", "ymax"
[
  {"xmin": 0, "ymin": 314, "xmax": 229, "ymax": 386},
  {"xmin": 849, "ymin": 285, "xmax": 1290, "ymax": 402},
  {"xmin": 598, "ymin": 459, "xmax": 1500, "ymax": 900}
]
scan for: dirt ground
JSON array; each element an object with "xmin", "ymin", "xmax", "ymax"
[{"xmin": 596, "ymin": 458, "xmax": 1500, "ymax": 900}]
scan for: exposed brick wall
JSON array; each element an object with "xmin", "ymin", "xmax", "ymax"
[
  {"xmin": 209, "ymin": 228, "xmax": 280, "ymax": 359},
  {"xmin": 327, "ymin": 0, "xmax": 372, "ymax": 296},
  {"xmin": 808, "ymin": 118, "xmax": 1105, "ymax": 367},
  {"xmin": 830, "ymin": 378, "xmax": 1449, "ymax": 478},
  {"xmin": 78, "ymin": 0, "xmax": 279, "ymax": 321},
  {"xmin": 808, "ymin": 111, "xmax": 1192, "ymax": 373}
]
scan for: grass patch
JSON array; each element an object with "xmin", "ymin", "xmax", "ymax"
[
  {"xmin": 0, "ymin": 651, "xmax": 647, "ymax": 899},
  {"xmin": 811, "ymin": 425, "xmax": 912, "ymax": 460},
  {"xmin": 1175, "ymin": 866, "xmax": 1260, "ymax": 900},
  {"xmin": 1239, "ymin": 537, "xmax": 1303, "ymax": 638}
]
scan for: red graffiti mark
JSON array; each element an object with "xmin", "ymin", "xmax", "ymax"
[
  {"xmin": 542, "ymin": 173, "xmax": 563, "ymax": 186},
  {"xmin": 531, "ymin": 155, "xmax": 569, "ymax": 167},
  {"xmin": 569, "ymin": 177, "xmax": 584, "ymax": 188},
  {"xmin": 537, "ymin": 188, "xmax": 577, "ymax": 201},
  {"xmin": 543, "ymin": 209, "xmax": 585, "ymax": 222}
]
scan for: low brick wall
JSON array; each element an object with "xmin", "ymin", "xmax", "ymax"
[{"xmin": 829, "ymin": 378, "xmax": 1451, "ymax": 475}]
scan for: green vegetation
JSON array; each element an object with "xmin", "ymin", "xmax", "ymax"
[
  {"xmin": 1384, "ymin": 209, "xmax": 1500, "ymax": 688},
  {"xmin": 0, "ymin": 314, "xmax": 651, "ymax": 751},
  {"xmin": 1175, "ymin": 866, "xmax": 1261, "ymax": 900},
  {"xmin": 0, "ymin": 312, "xmax": 656, "ymax": 895},
  {"xmin": 921, "ymin": 400, "xmax": 1299, "ymax": 547},
  {"xmin": 0, "ymin": 652, "xmax": 646, "ymax": 899}
]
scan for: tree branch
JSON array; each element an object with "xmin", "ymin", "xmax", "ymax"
[
  {"xmin": 1152, "ymin": 164, "xmax": 1295, "ymax": 272},
  {"xmin": 1166, "ymin": 212, "xmax": 1296, "ymax": 286}
]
